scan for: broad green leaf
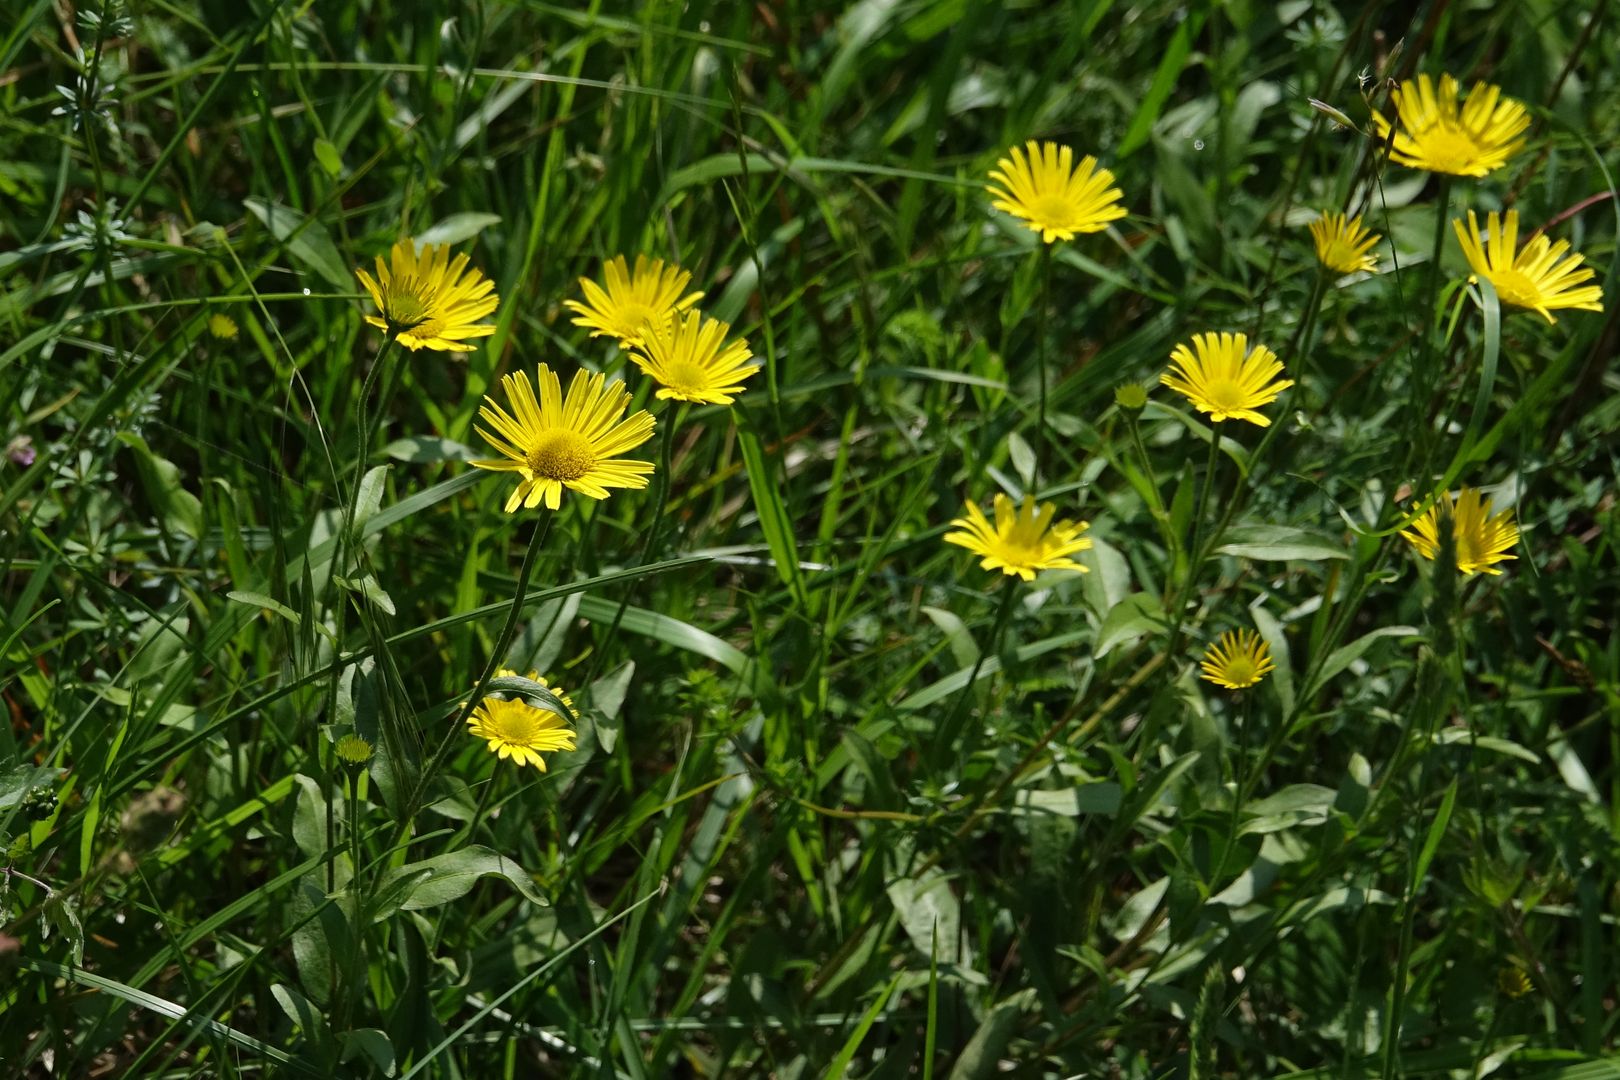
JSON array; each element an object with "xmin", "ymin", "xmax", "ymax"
[
  {"xmin": 1095, "ymin": 592, "xmax": 1164, "ymax": 658},
  {"xmin": 1216, "ymin": 525, "xmax": 1349, "ymax": 561},
  {"xmin": 117, "ymin": 432, "xmax": 203, "ymax": 540},
  {"xmin": 243, "ymin": 198, "xmax": 351, "ymax": 289},
  {"xmin": 374, "ymin": 845, "xmax": 545, "ymax": 915},
  {"xmin": 228, "ymin": 590, "xmax": 302, "ymax": 626},
  {"xmin": 416, "ymin": 212, "xmax": 502, "ymax": 247}
]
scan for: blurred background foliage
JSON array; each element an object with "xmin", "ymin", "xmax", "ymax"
[{"xmin": 1, "ymin": 0, "xmax": 1618, "ymax": 1075}]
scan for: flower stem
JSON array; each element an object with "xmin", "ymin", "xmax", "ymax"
[
  {"xmin": 1163, "ymin": 423, "xmax": 1223, "ymax": 659},
  {"xmin": 936, "ymin": 577, "xmax": 1020, "ymax": 765},
  {"xmin": 412, "ymin": 514, "xmax": 552, "ymax": 820},
  {"xmin": 586, "ymin": 403, "xmax": 684, "ymax": 689},
  {"xmin": 1034, "ymin": 242, "xmax": 1054, "ymax": 470},
  {"xmin": 1413, "ymin": 179, "xmax": 1452, "ymax": 465}
]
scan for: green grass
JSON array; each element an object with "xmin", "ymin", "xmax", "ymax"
[{"xmin": 3, "ymin": 0, "xmax": 1620, "ymax": 1076}]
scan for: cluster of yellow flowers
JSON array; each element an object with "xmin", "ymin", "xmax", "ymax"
[
  {"xmin": 949, "ymin": 73, "xmax": 1603, "ymax": 693},
  {"xmin": 357, "ymin": 242, "xmax": 756, "ymax": 768}
]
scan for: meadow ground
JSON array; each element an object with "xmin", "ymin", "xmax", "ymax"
[{"xmin": 3, "ymin": 0, "xmax": 1619, "ymax": 1076}]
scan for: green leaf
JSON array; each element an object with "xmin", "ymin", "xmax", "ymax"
[
  {"xmin": 382, "ymin": 435, "xmax": 477, "ymax": 463},
  {"xmin": 1118, "ymin": 11, "xmax": 1205, "ymax": 157},
  {"xmin": 374, "ymin": 845, "xmax": 546, "ymax": 915},
  {"xmin": 243, "ymin": 198, "xmax": 352, "ymax": 289},
  {"xmin": 117, "ymin": 432, "xmax": 203, "ymax": 540},
  {"xmin": 1216, "ymin": 525, "xmax": 1349, "ymax": 561},
  {"xmin": 947, "ymin": 990, "xmax": 1035, "ymax": 1080},
  {"xmin": 1095, "ymin": 592, "xmax": 1165, "ymax": 658},
  {"xmin": 1012, "ymin": 783, "xmax": 1122, "ymax": 817},
  {"xmin": 227, "ymin": 590, "xmax": 302, "ymax": 626},
  {"xmin": 43, "ymin": 892, "xmax": 85, "ymax": 966},
  {"xmin": 416, "ymin": 212, "xmax": 502, "ymax": 248},
  {"xmin": 737, "ymin": 426, "xmax": 806, "ymax": 599},
  {"xmin": 1308, "ymin": 625, "xmax": 1419, "ymax": 696},
  {"xmin": 313, "ymin": 138, "xmax": 343, "ymax": 177},
  {"xmin": 340, "ymin": 1029, "xmax": 396, "ymax": 1077}
]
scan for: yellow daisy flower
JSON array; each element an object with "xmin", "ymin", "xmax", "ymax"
[
  {"xmin": 1308, "ymin": 212, "xmax": 1381, "ymax": 274},
  {"xmin": 944, "ymin": 493, "xmax": 1092, "ymax": 582},
  {"xmin": 1400, "ymin": 487, "xmax": 1520, "ymax": 576},
  {"xmin": 562, "ymin": 255, "xmax": 704, "ymax": 349},
  {"xmin": 1199, "ymin": 630, "xmax": 1276, "ymax": 691},
  {"xmin": 1159, "ymin": 332, "xmax": 1294, "ymax": 428},
  {"xmin": 986, "ymin": 140, "xmax": 1127, "ymax": 244},
  {"xmin": 467, "ymin": 687, "xmax": 577, "ymax": 771},
  {"xmin": 472, "ymin": 364, "xmax": 656, "ymax": 513},
  {"xmin": 631, "ymin": 310, "xmax": 757, "ymax": 406},
  {"xmin": 1452, "ymin": 210, "xmax": 1604, "ymax": 324},
  {"xmin": 207, "ymin": 312, "xmax": 239, "ymax": 340},
  {"xmin": 1371, "ymin": 74, "xmax": 1529, "ymax": 178},
  {"xmin": 355, "ymin": 239, "xmax": 499, "ymax": 352}
]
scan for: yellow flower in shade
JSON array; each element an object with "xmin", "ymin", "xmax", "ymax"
[
  {"xmin": 467, "ymin": 677, "xmax": 577, "ymax": 771},
  {"xmin": 492, "ymin": 667, "xmax": 581, "ymax": 720},
  {"xmin": 207, "ymin": 312, "xmax": 239, "ymax": 340},
  {"xmin": 1159, "ymin": 332, "xmax": 1294, "ymax": 427},
  {"xmin": 986, "ymin": 140, "xmax": 1127, "ymax": 244},
  {"xmin": 944, "ymin": 493, "xmax": 1092, "ymax": 582},
  {"xmin": 1453, "ymin": 210, "xmax": 1604, "ymax": 324},
  {"xmin": 563, "ymin": 255, "xmax": 703, "ymax": 349},
  {"xmin": 1400, "ymin": 487, "xmax": 1520, "ymax": 576},
  {"xmin": 631, "ymin": 311, "xmax": 757, "ymax": 405},
  {"xmin": 1308, "ymin": 212, "xmax": 1381, "ymax": 274},
  {"xmin": 471, "ymin": 365, "xmax": 656, "ymax": 513},
  {"xmin": 1199, "ymin": 630, "xmax": 1276, "ymax": 691},
  {"xmin": 1371, "ymin": 74, "xmax": 1529, "ymax": 177},
  {"xmin": 355, "ymin": 239, "xmax": 499, "ymax": 352}
]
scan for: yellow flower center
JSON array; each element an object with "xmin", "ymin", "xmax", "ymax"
[
  {"xmin": 1415, "ymin": 124, "xmax": 1482, "ymax": 172},
  {"xmin": 526, "ymin": 430, "xmax": 596, "ymax": 482},
  {"xmin": 663, "ymin": 359, "xmax": 710, "ymax": 396},
  {"xmin": 1029, "ymin": 194, "xmax": 1078, "ymax": 230},
  {"xmin": 1202, "ymin": 378, "xmax": 1249, "ymax": 414},
  {"xmin": 611, "ymin": 302, "xmax": 656, "ymax": 339},
  {"xmin": 1221, "ymin": 657, "xmax": 1259, "ymax": 685},
  {"xmin": 486, "ymin": 703, "xmax": 549, "ymax": 746},
  {"xmin": 383, "ymin": 281, "xmax": 432, "ymax": 328},
  {"xmin": 1485, "ymin": 268, "xmax": 1542, "ymax": 309}
]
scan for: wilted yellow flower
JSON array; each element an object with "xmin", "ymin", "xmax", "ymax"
[
  {"xmin": 1371, "ymin": 74, "xmax": 1529, "ymax": 177},
  {"xmin": 1453, "ymin": 210, "xmax": 1604, "ymax": 324},
  {"xmin": 563, "ymin": 255, "xmax": 703, "ymax": 349},
  {"xmin": 472, "ymin": 365, "xmax": 656, "ymax": 513},
  {"xmin": 467, "ymin": 687, "xmax": 577, "ymax": 771},
  {"xmin": 986, "ymin": 140, "xmax": 1127, "ymax": 244},
  {"xmin": 355, "ymin": 239, "xmax": 499, "ymax": 352},
  {"xmin": 944, "ymin": 493, "xmax": 1091, "ymax": 581},
  {"xmin": 1308, "ymin": 212, "xmax": 1381, "ymax": 274},
  {"xmin": 207, "ymin": 312, "xmax": 239, "ymax": 340},
  {"xmin": 1200, "ymin": 630, "xmax": 1276, "ymax": 691},
  {"xmin": 631, "ymin": 311, "xmax": 757, "ymax": 406},
  {"xmin": 1159, "ymin": 333, "xmax": 1294, "ymax": 427},
  {"xmin": 1497, "ymin": 967, "xmax": 1532, "ymax": 999},
  {"xmin": 1400, "ymin": 487, "xmax": 1520, "ymax": 576}
]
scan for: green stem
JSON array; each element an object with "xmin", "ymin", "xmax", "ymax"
[
  {"xmin": 409, "ymin": 514, "xmax": 552, "ymax": 826},
  {"xmin": 1034, "ymin": 243, "xmax": 1053, "ymax": 470},
  {"xmin": 322, "ymin": 334, "xmax": 395, "ymax": 890},
  {"xmin": 1412, "ymin": 180, "xmax": 1453, "ymax": 464},
  {"xmin": 937, "ymin": 577, "xmax": 1021, "ymax": 765},
  {"xmin": 1125, "ymin": 408, "xmax": 1176, "ymax": 568},
  {"xmin": 1162, "ymin": 424, "xmax": 1223, "ymax": 665},
  {"xmin": 586, "ymin": 403, "xmax": 684, "ymax": 689}
]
